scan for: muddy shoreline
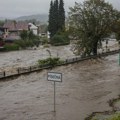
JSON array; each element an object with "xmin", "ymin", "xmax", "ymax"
[{"xmin": 85, "ymin": 95, "xmax": 120, "ymax": 120}]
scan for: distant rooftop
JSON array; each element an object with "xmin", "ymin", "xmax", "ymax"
[{"xmin": 3, "ymin": 21, "xmax": 28, "ymax": 31}]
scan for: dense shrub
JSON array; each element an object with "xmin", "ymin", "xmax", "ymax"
[
  {"xmin": 43, "ymin": 44, "xmax": 50, "ymax": 48},
  {"xmin": 40, "ymin": 37, "xmax": 49, "ymax": 45},
  {"xmin": 4, "ymin": 44, "xmax": 20, "ymax": 51},
  {"xmin": 38, "ymin": 57, "xmax": 64, "ymax": 67},
  {"xmin": 92, "ymin": 113, "xmax": 120, "ymax": 120},
  {"xmin": 15, "ymin": 39, "xmax": 40, "ymax": 49},
  {"xmin": 15, "ymin": 40, "xmax": 27, "ymax": 49},
  {"xmin": 107, "ymin": 113, "xmax": 120, "ymax": 120},
  {"xmin": 32, "ymin": 39, "xmax": 41, "ymax": 47},
  {"xmin": 17, "ymin": 30, "xmax": 41, "ymax": 49},
  {"xmin": 25, "ymin": 40, "xmax": 34, "ymax": 48},
  {"xmin": 51, "ymin": 32, "xmax": 70, "ymax": 46}
]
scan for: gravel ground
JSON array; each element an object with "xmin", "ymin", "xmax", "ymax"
[{"xmin": 0, "ymin": 54, "xmax": 119, "ymax": 120}]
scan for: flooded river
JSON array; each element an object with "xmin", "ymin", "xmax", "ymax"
[
  {"xmin": 0, "ymin": 45, "xmax": 75, "ymax": 72},
  {"xmin": 0, "ymin": 54, "xmax": 120, "ymax": 120}
]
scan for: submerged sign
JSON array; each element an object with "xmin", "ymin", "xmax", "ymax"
[
  {"xmin": 47, "ymin": 72, "xmax": 62, "ymax": 82},
  {"xmin": 47, "ymin": 72, "xmax": 62, "ymax": 112}
]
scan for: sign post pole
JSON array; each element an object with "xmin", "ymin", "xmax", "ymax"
[
  {"xmin": 47, "ymin": 72, "xmax": 62, "ymax": 113},
  {"xmin": 54, "ymin": 81, "xmax": 56, "ymax": 112}
]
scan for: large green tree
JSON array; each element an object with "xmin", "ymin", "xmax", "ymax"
[
  {"xmin": 48, "ymin": 0, "xmax": 65, "ymax": 38},
  {"xmin": 69, "ymin": 0, "xmax": 120, "ymax": 56},
  {"xmin": 111, "ymin": 20, "xmax": 120, "ymax": 43}
]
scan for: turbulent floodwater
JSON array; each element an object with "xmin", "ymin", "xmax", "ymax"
[
  {"xmin": 0, "ymin": 54, "xmax": 120, "ymax": 120},
  {"xmin": 0, "ymin": 45, "xmax": 75, "ymax": 72},
  {"xmin": 0, "ymin": 41, "xmax": 118, "ymax": 72}
]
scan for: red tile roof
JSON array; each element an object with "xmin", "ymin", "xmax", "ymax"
[
  {"xmin": 3, "ymin": 21, "xmax": 28, "ymax": 31},
  {"xmin": 16, "ymin": 21, "xmax": 28, "ymax": 30},
  {"xmin": 3, "ymin": 21, "xmax": 16, "ymax": 31}
]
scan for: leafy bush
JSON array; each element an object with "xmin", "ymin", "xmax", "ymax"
[
  {"xmin": 15, "ymin": 39, "xmax": 40, "ymax": 49},
  {"xmin": 106, "ymin": 113, "xmax": 120, "ymax": 120},
  {"xmin": 32, "ymin": 39, "xmax": 40, "ymax": 47},
  {"xmin": 51, "ymin": 32, "xmax": 70, "ymax": 46},
  {"xmin": 40, "ymin": 37, "xmax": 49, "ymax": 45},
  {"xmin": 14, "ymin": 40, "xmax": 26, "ymax": 49},
  {"xmin": 43, "ymin": 44, "xmax": 50, "ymax": 48},
  {"xmin": 25, "ymin": 40, "xmax": 34, "ymax": 47},
  {"xmin": 4, "ymin": 44, "xmax": 20, "ymax": 51},
  {"xmin": 38, "ymin": 57, "xmax": 64, "ymax": 67},
  {"xmin": 17, "ymin": 30, "xmax": 40, "ymax": 48}
]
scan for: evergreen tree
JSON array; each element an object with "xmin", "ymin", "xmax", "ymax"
[
  {"xmin": 48, "ymin": 0, "xmax": 65, "ymax": 38},
  {"xmin": 58, "ymin": 0, "xmax": 65, "ymax": 31},
  {"xmin": 54, "ymin": 0, "xmax": 59, "ymax": 32},
  {"xmin": 48, "ymin": 1, "xmax": 54, "ymax": 38}
]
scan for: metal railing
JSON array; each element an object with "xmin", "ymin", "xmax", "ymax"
[{"xmin": 0, "ymin": 49, "xmax": 119, "ymax": 80}]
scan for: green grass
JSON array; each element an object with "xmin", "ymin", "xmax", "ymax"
[
  {"xmin": 91, "ymin": 113, "xmax": 120, "ymax": 120},
  {"xmin": 107, "ymin": 113, "xmax": 120, "ymax": 120}
]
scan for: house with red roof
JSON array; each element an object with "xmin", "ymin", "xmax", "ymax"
[
  {"xmin": 0, "ymin": 27, "xmax": 8, "ymax": 48},
  {"xmin": 3, "ymin": 21, "xmax": 28, "ymax": 31},
  {"xmin": 3, "ymin": 21, "xmax": 28, "ymax": 42},
  {"xmin": 0, "ymin": 26, "xmax": 9, "ymax": 39}
]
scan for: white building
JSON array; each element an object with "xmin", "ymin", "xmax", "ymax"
[{"xmin": 28, "ymin": 23, "xmax": 38, "ymax": 35}]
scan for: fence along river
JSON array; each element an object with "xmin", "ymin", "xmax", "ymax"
[{"xmin": 0, "ymin": 49, "xmax": 119, "ymax": 80}]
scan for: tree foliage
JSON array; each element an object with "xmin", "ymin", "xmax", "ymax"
[
  {"xmin": 18, "ymin": 30, "xmax": 40, "ymax": 48},
  {"xmin": 111, "ymin": 20, "xmax": 120, "ymax": 43},
  {"xmin": 58, "ymin": 0, "xmax": 65, "ymax": 31},
  {"xmin": 48, "ymin": 1, "xmax": 55, "ymax": 38},
  {"xmin": 51, "ymin": 32, "xmax": 70, "ymax": 46},
  {"xmin": 38, "ymin": 57, "xmax": 64, "ymax": 67},
  {"xmin": 20, "ymin": 30, "xmax": 37, "ymax": 40},
  {"xmin": 20, "ymin": 30, "xmax": 28, "ymax": 40},
  {"xmin": 54, "ymin": 0, "xmax": 59, "ymax": 32},
  {"xmin": 0, "ymin": 20, "xmax": 5, "ymax": 26},
  {"xmin": 48, "ymin": 0, "xmax": 65, "ymax": 38},
  {"xmin": 69, "ymin": 0, "xmax": 120, "ymax": 56}
]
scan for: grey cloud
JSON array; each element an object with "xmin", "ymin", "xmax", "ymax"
[{"xmin": 0, "ymin": 0, "xmax": 119, "ymax": 18}]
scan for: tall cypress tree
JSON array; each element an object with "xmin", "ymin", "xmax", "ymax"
[
  {"xmin": 48, "ymin": 1, "xmax": 54, "ymax": 38},
  {"xmin": 53, "ymin": 0, "xmax": 59, "ymax": 33},
  {"xmin": 58, "ymin": 0, "xmax": 65, "ymax": 31},
  {"xmin": 48, "ymin": 0, "xmax": 65, "ymax": 38}
]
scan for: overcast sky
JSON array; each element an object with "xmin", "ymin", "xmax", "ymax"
[{"xmin": 0, "ymin": 0, "xmax": 120, "ymax": 18}]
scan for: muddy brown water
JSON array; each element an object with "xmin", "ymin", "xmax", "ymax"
[
  {"xmin": 0, "ymin": 45, "xmax": 75, "ymax": 72},
  {"xmin": 0, "ymin": 54, "xmax": 120, "ymax": 120}
]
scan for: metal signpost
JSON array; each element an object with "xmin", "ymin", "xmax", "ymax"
[{"xmin": 47, "ymin": 72, "xmax": 62, "ymax": 112}]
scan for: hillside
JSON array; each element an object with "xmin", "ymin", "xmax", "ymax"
[{"xmin": 15, "ymin": 14, "xmax": 48, "ymax": 23}]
